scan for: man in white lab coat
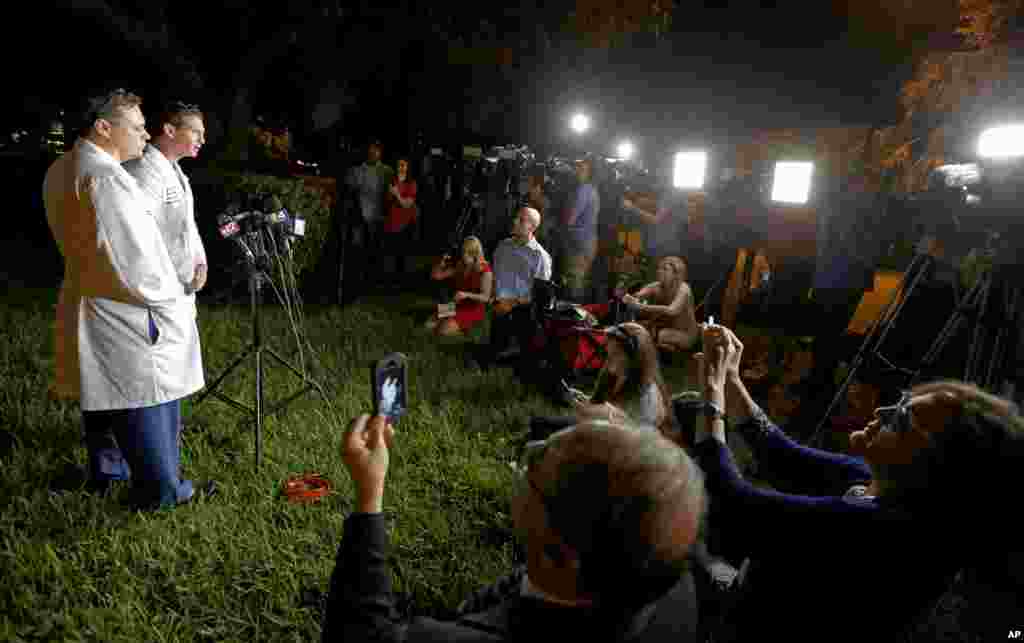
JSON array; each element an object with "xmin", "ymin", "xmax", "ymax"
[
  {"xmin": 124, "ymin": 102, "xmax": 208, "ymax": 474},
  {"xmin": 43, "ymin": 89, "xmax": 205, "ymax": 509}
]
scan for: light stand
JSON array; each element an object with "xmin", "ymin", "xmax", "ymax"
[{"xmin": 194, "ymin": 257, "xmax": 317, "ymax": 468}]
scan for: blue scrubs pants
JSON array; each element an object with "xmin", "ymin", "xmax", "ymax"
[{"xmin": 80, "ymin": 312, "xmax": 194, "ymax": 509}]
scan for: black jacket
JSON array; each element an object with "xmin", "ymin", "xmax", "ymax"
[{"xmin": 321, "ymin": 513, "xmax": 699, "ymax": 642}]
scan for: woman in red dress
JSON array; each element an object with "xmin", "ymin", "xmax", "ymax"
[{"xmin": 427, "ymin": 236, "xmax": 493, "ymax": 336}]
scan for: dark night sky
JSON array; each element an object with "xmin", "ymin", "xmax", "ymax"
[{"xmin": 13, "ymin": 1, "xmax": 914, "ymax": 165}]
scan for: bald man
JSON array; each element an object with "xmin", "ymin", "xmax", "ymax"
[
  {"xmin": 474, "ymin": 207, "xmax": 552, "ymax": 375},
  {"xmin": 324, "ymin": 416, "xmax": 704, "ymax": 642}
]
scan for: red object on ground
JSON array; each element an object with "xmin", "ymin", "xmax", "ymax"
[{"xmin": 283, "ymin": 473, "xmax": 333, "ymax": 503}]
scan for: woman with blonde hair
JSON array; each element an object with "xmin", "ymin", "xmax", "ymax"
[
  {"xmin": 427, "ymin": 236, "xmax": 493, "ymax": 336},
  {"xmin": 623, "ymin": 255, "xmax": 699, "ymax": 353}
]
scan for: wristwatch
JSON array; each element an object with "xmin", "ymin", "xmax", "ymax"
[{"xmin": 703, "ymin": 400, "xmax": 727, "ymax": 422}]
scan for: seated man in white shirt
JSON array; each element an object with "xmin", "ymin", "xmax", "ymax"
[{"xmin": 474, "ymin": 207, "xmax": 552, "ymax": 375}]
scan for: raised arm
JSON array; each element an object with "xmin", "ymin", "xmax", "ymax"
[
  {"xmin": 639, "ymin": 280, "xmax": 691, "ymax": 319},
  {"xmin": 702, "ymin": 325, "xmax": 872, "ymax": 493},
  {"xmin": 624, "ymin": 197, "xmax": 660, "ymax": 225},
  {"xmin": 431, "ymin": 255, "xmax": 456, "ymax": 281}
]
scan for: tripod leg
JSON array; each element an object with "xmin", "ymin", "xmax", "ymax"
[
  {"xmin": 909, "ymin": 277, "xmax": 984, "ymax": 386},
  {"xmin": 194, "ymin": 343, "xmax": 256, "ymax": 408},
  {"xmin": 806, "ymin": 254, "xmax": 932, "ymax": 447},
  {"xmin": 966, "ymin": 276, "xmax": 994, "ymax": 384},
  {"xmin": 255, "ymin": 345, "xmax": 263, "ymax": 468}
]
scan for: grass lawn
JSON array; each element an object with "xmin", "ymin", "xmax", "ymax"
[{"xmin": 0, "ymin": 280, "xmax": 1000, "ymax": 642}]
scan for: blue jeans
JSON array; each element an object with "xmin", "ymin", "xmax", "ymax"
[{"xmin": 81, "ymin": 311, "xmax": 193, "ymax": 508}]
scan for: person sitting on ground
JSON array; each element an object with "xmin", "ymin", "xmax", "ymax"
[
  {"xmin": 688, "ymin": 321, "xmax": 1024, "ymax": 642},
  {"xmin": 473, "ymin": 207, "xmax": 552, "ymax": 374},
  {"xmin": 622, "ymin": 256, "xmax": 698, "ymax": 354},
  {"xmin": 427, "ymin": 236, "xmax": 493, "ymax": 336},
  {"xmin": 322, "ymin": 414, "xmax": 705, "ymax": 642},
  {"xmin": 529, "ymin": 323, "xmax": 674, "ymax": 441}
]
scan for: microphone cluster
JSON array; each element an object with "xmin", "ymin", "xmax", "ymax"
[{"xmin": 216, "ymin": 195, "xmax": 306, "ymax": 241}]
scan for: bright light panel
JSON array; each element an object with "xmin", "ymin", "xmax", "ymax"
[
  {"xmin": 616, "ymin": 141, "xmax": 634, "ymax": 160},
  {"xmin": 673, "ymin": 151, "xmax": 707, "ymax": 189},
  {"xmin": 771, "ymin": 161, "xmax": 814, "ymax": 204},
  {"xmin": 570, "ymin": 113, "xmax": 590, "ymax": 134},
  {"xmin": 978, "ymin": 124, "xmax": 1024, "ymax": 159}
]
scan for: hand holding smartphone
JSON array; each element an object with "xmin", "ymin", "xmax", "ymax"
[{"xmin": 371, "ymin": 353, "xmax": 408, "ymax": 425}]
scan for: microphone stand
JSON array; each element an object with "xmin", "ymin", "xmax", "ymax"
[{"xmin": 193, "ymin": 250, "xmax": 316, "ymax": 469}]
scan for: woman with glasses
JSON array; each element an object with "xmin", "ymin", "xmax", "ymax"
[{"xmin": 688, "ymin": 322, "xmax": 1024, "ymax": 641}]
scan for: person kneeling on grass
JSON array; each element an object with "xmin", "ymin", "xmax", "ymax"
[
  {"xmin": 622, "ymin": 256, "xmax": 698, "ymax": 355},
  {"xmin": 426, "ymin": 236, "xmax": 493, "ymax": 337},
  {"xmin": 322, "ymin": 415, "xmax": 705, "ymax": 642}
]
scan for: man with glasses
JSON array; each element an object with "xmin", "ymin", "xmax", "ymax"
[
  {"xmin": 322, "ymin": 414, "xmax": 704, "ymax": 642},
  {"xmin": 43, "ymin": 89, "xmax": 209, "ymax": 509}
]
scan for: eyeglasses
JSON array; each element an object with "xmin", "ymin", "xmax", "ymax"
[
  {"xmin": 876, "ymin": 391, "xmax": 914, "ymax": 435},
  {"xmin": 605, "ymin": 325, "xmax": 639, "ymax": 359}
]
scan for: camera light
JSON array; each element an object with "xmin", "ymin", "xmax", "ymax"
[
  {"xmin": 570, "ymin": 113, "xmax": 590, "ymax": 134},
  {"xmin": 771, "ymin": 161, "xmax": 814, "ymax": 204},
  {"xmin": 978, "ymin": 124, "xmax": 1024, "ymax": 159},
  {"xmin": 616, "ymin": 141, "xmax": 635, "ymax": 160},
  {"xmin": 673, "ymin": 150, "xmax": 707, "ymax": 190}
]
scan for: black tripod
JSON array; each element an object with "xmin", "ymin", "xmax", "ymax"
[
  {"xmin": 909, "ymin": 259, "xmax": 1021, "ymax": 391},
  {"xmin": 194, "ymin": 267, "xmax": 316, "ymax": 468},
  {"xmin": 806, "ymin": 251, "xmax": 935, "ymax": 448},
  {"xmin": 808, "ymin": 248, "xmax": 1022, "ymax": 447}
]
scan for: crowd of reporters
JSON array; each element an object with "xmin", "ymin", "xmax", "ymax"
[{"xmin": 42, "ymin": 87, "xmax": 1023, "ymax": 642}]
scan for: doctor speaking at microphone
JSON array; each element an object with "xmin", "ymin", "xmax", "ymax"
[{"xmin": 43, "ymin": 90, "xmax": 215, "ymax": 511}]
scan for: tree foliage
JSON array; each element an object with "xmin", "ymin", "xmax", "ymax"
[
  {"xmin": 570, "ymin": 0, "xmax": 675, "ymax": 48},
  {"xmin": 864, "ymin": 0, "xmax": 1023, "ymax": 191}
]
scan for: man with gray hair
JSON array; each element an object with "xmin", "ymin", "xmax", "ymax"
[{"xmin": 322, "ymin": 415, "xmax": 703, "ymax": 641}]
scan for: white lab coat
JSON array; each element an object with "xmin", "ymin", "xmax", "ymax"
[
  {"xmin": 124, "ymin": 144, "xmax": 207, "ymax": 291},
  {"xmin": 42, "ymin": 139, "xmax": 204, "ymax": 411}
]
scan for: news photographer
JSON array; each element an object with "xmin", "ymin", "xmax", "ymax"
[
  {"xmin": 322, "ymin": 414, "xmax": 704, "ymax": 642},
  {"xmin": 687, "ymin": 322, "xmax": 1024, "ymax": 641},
  {"xmin": 561, "ymin": 157, "xmax": 601, "ymax": 303},
  {"xmin": 42, "ymin": 89, "xmax": 211, "ymax": 509}
]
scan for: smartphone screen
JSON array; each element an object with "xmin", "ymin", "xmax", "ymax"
[{"xmin": 372, "ymin": 353, "xmax": 407, "ymax": 424}]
